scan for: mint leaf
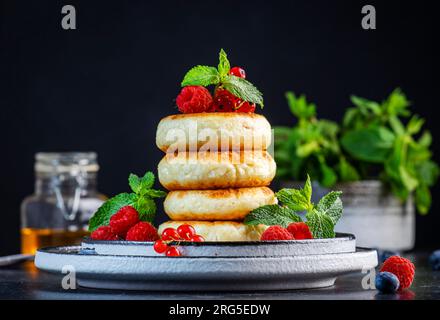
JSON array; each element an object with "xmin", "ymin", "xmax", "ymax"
[
  {"xmin": 128, "ymin": 172, "xmax": 155, "ymax": 195},
  {"xmin": 244, "ymin": 205, "xmax": 302, "ymax": 228},
  {"xmin": 88, "ymin": 193, "xmax": 137, "ymax": 231},
  {"xmin": 181, "ymin": 65, "xmax": 220, "ymax": 87},
  {"xmin": 218, "ymin": 49, "xmax": 230, "ymax": 79},
  {"xmin": 275, "ymin": 176, "xmax": 313, "ymax": 211},
  {"xmin": 316, "ymin": 191, "xmax": 343, "ymax": 224},
  {"xmin": 341, "ymin": 126, "xmax": 395, "ymax": 163},
  {"xmin": 306, "ymin": 210, "xmax": 335, "ymax": 238},
  {"xmin": 144, "ymin": 189, "xmax": 167, "ymax": 198},
  {"xmin": 222, "ymin": 75, "xmax": 264, "ymax": 107},
  {"xmin": 133, "ymin": 196, "xmax": 157, "ymax": 222}
]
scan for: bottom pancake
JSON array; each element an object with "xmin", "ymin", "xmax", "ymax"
[
  {"xmin": 163, "ymin": 187, "xmax": 277, "ymax": 221},
  {"xmin": 158, "ymin": 221, "xmax": 267, "ymax": 242}
]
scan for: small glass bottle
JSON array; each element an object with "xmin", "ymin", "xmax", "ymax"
[{"xmin": 21, "ymin": 152, "xmax": 106, "ymax": 254}]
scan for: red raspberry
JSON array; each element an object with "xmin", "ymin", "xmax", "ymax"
[
  {"xmin": 229, "ymin": 66, "xmax": 246, "ymax": 79},
  {"xmin": 176, "ymin": 86, "xmax": 213, "ymax": 113},
  {"xmin": 109, "ymin": 206, "xmax": 140, "ymax": 238},
  {"xmin": 260, "ymin": 226, "xmax": 295, "ymax": 241},
  {"xmin": 126, "ymin": 222, "xmax": 159, "ymax": 241},
  {"xmin": 380, "ymin": 256, "xmax": 415, "ymax": 289},
  {"xmin": 90, "ymin": 226, "xmax": 119, "ymax": 241},
  {"xmin": 287, "ymin": 222, "xmax": 313, "ymax": 240},
  {"xmin": 212, "ymin": 88, "xmax": 255, "ymax": 113}
]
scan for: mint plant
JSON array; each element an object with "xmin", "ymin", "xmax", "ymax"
[
  {"xmin": 341, "ymin": 88, "xmax": 439, "ymax": 214},
  {"xmin": 244, "ymin": 175, "xmax": 343, "ymax": 238},
  {"xmin": 274, "ymin": 91, "xmax": 359, "ymax": 187}
]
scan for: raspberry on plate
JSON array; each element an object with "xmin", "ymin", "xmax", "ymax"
[
  {"xmin": 287, "ymin": 222, "xmax": 313, "ymax": 240},
  {"xmin": 176, "ymin": 86, "xmax": 213, "ymax": 113},
  {"xmin": 109, "ymin": 206, "xmax": 140, "ymax": 238},
  {"xmin": 126, "ymin": 222, "xmax": 160, "ymax": 242},
  {"xmin": 380, "ymin": 256, "xmax": 415, "ymax": 289},
  {"xmin": 90, "ymin": 226, "xmax": 119, "ymax": 241},
  {"xmin": 260, "ymin": 225, "xmax": 295, "ymax": 241}
]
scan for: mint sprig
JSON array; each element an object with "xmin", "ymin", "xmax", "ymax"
[
  {"xmin": 88, "ymin": 171, "xmax": 167, "ymax": 231},
  {"xmin": 244, "ymin": 175, "xmax": 343, "ymax": 238},
  {"xmin": 180, "ymin": 48, "xmax": 264, "ymax": 108}
]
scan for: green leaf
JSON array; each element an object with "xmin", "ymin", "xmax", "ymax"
[
  {"xmin": 276, "ymin": 176, "xmax": 313, "ymax": 211},
  {"xmin": 306, "ymin": 211, "xmax": 335, "ymax": 238},
  {"xmin": 217, "ymin": 49, "xmax": 230, "ymax": 79},
  {"xmin": 350, "ymin": 95, "xmax": 381, "ymax": 115},
  {"xmin": 406, "ymin": 115, "xmax": 424, "ymax": 135},
  {"xmin": 399, "ymin": 166, "xmax": 419, "ymax": 192},
  {"xmin": 133, "ymin": 196, "xmax": 157, "ymax": 222},
  {"xmin": 222, "ymin": 75, "xmax": 264, "ymax": 107},
  {"xmin": 415, "ymin": 184, "xmax": 431, "ymax": 215},
  {"xmin": 316, "ymin": 191, "xmax": 343, "ymax": 224},
  {"xmin": 415, "ymin": 160, "xmax": 440, "ymax": 187},
  {"xmin": 418, "ymin": 131, "xmax": 432, "ymax": 148},
  {"xmin": 341, "ymin": 127, "xmax": 395, "ymax": 163},
  {"xmin": 319, "ymin": 159, "xmax": 338, "ymax": 187},
  {"xmin": 285, "ymin": 91, "xmax": 316, "ymax": 119},
  {"xmin": 383, "ymin": 88, "xmax": 410, "ymax": 117},
  {"xmin": 181, "ymin": 65, "xmax": 220, "ymax": 87},
  {"xmin": 128, "ymin": 172, "xmax": 155, "ymax": 195},
  {"xmin": 144, "ymin": 189, "xmax": 168, "ymax": 198},
  {"xmin": 244, "ymin": 205, "xmax": 302, "ymax": 228},
  {"xmin": 338, "ymin": 157, "xmax": 360, "ymax": 182},
  {"xmin": 88, "ymin": 193, "xmax": 137, "ymax": 231}
]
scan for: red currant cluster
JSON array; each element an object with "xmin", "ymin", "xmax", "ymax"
[
  {"xmin": 153, "ymin": 224, "xmax": 205, "ymax": 257},
  {"xmin": 212, "ymin": 67, "xmax": 256, "ymax": 113}
]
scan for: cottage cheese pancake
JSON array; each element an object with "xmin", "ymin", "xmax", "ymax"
[
  {"xmin": 156, "ymin": 112, "xmax": 272, "ymax": 152},
  {"xmin": 158, "ymin": 221, "xmax": 267, "ymax": 241},
  {"xmin": 158, "ymin": 150, "xmax": 276, "ymax": 190},
  {"xmin": 164, "ymin": 187, "xmax": 277, "ymax": 221}
]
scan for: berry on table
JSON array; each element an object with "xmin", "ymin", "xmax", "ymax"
[
  {"xmin": 190, "ymin": 235, "xmax": 205, "ymax": 242},
  {"xmin": 177, "ymin": 224, "xmax": 196, "ymax": 240},
  {"xmin": 165, "ymin": 246, "xmax": 181, "ymax": 257},
  {"xmin": 375, "ymin": 271, "xmax": 400, "ymax": 293},
  {"xmin": 429, "ymin": 250, "xmax": 440, "ymax": 271},
  {"xmin": 287, "ymin": 222, "xmax": 313, "ymax": 240},
  {"xmin": 229, "ymin": 66, "xmax": 246, "ymax": 79},
  {"xmin": 90, "ymin": 226, "xmax": 119, "ymax": 241},
  {"xmin": 176, "ymin": 86, "xmax": 213, "ymax": 113},
  {"xmin": 380, "ymin": 256, "xmax": 415, "ymax": 289},
  {"xmin": 125, "ymin": 222, "xmax": 159, "ymax": 242},
  {"xmin": 161, "ymin": 227, "xmax": 181, "ymax": 241},
  {"xmin": 260, "ymin": 225, "xmax": 295, "ymax": 241},
  {"xmin": 153, "ymin": 240, "xmax": 168, "ymax": 254},
  {"xmin": 109, "ymin": 206, "xmax": 140, "ymax": 238}
]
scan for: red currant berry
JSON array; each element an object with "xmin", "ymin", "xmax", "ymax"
[
  {"xmin": 153, "ymin": 240, "xmax": 168, "ymax": 254},
  {"xmin": 165, "ymin": 246, "xmax": 181, "ymax": 257},
  {"xmin": 161, "ymin": 228, "xmax": 181, "ymax": 241},
  {"xmin": 190, "ymin": 235, "xmax": 205, "ymax": 242},
  {"xmin": 177, "ymin": 224, "xmax": 196, "ymax": 240},
  {"xmin": 229, "ymin": 66, "xmax": 246, "ymax": 79}
]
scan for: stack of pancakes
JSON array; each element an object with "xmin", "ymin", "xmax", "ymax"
[{"xmin": 156, "ymin": 113, "xmax": 276, "ymax": 241}]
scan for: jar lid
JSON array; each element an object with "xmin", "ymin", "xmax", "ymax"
[{"xmin": 35, "ymin": 152, "xmax": 100, "ymax": 174}]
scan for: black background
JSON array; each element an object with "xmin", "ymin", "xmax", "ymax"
[{"xmin": 0, "ymin": 0, "xmax": 438, "ymax": 255}]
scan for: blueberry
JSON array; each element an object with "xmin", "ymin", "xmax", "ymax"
[
  {"xmin": 429, "ymin": 250, "xmax": 440, "ymax": 271},
  {"xmin": 378, "ymin": 250, "xmax": 400, "ymax": 263},
  {"xmin": 375, "ymin": 271, "xmax": 400, "ymax": 293}
]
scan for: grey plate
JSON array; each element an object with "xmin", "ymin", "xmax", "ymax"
[
  {"xmin": 82, "ymin": 233, "xmax": 356, "ymax": 257},
  {"xmin": 35, "ymin": 245, "xmax": 377, "ymax": 291}
]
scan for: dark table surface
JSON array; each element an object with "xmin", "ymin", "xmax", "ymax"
[{"xmin": 0, "ymin": 252, "xmax": 439, "ymax": 300}]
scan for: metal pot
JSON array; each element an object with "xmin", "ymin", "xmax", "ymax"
[{"xmin": 278, "ymin": 180, "xmax": 415, "ymax": 251}]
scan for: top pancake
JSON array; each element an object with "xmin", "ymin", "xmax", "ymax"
[{"xmin": 156, "ymin": 112, "xmax": 272, "ymax": 152}]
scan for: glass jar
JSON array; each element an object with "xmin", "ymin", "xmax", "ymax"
[{"xmin": 21, "ymin": 152, "xmax": 106, "ymax": 254}]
